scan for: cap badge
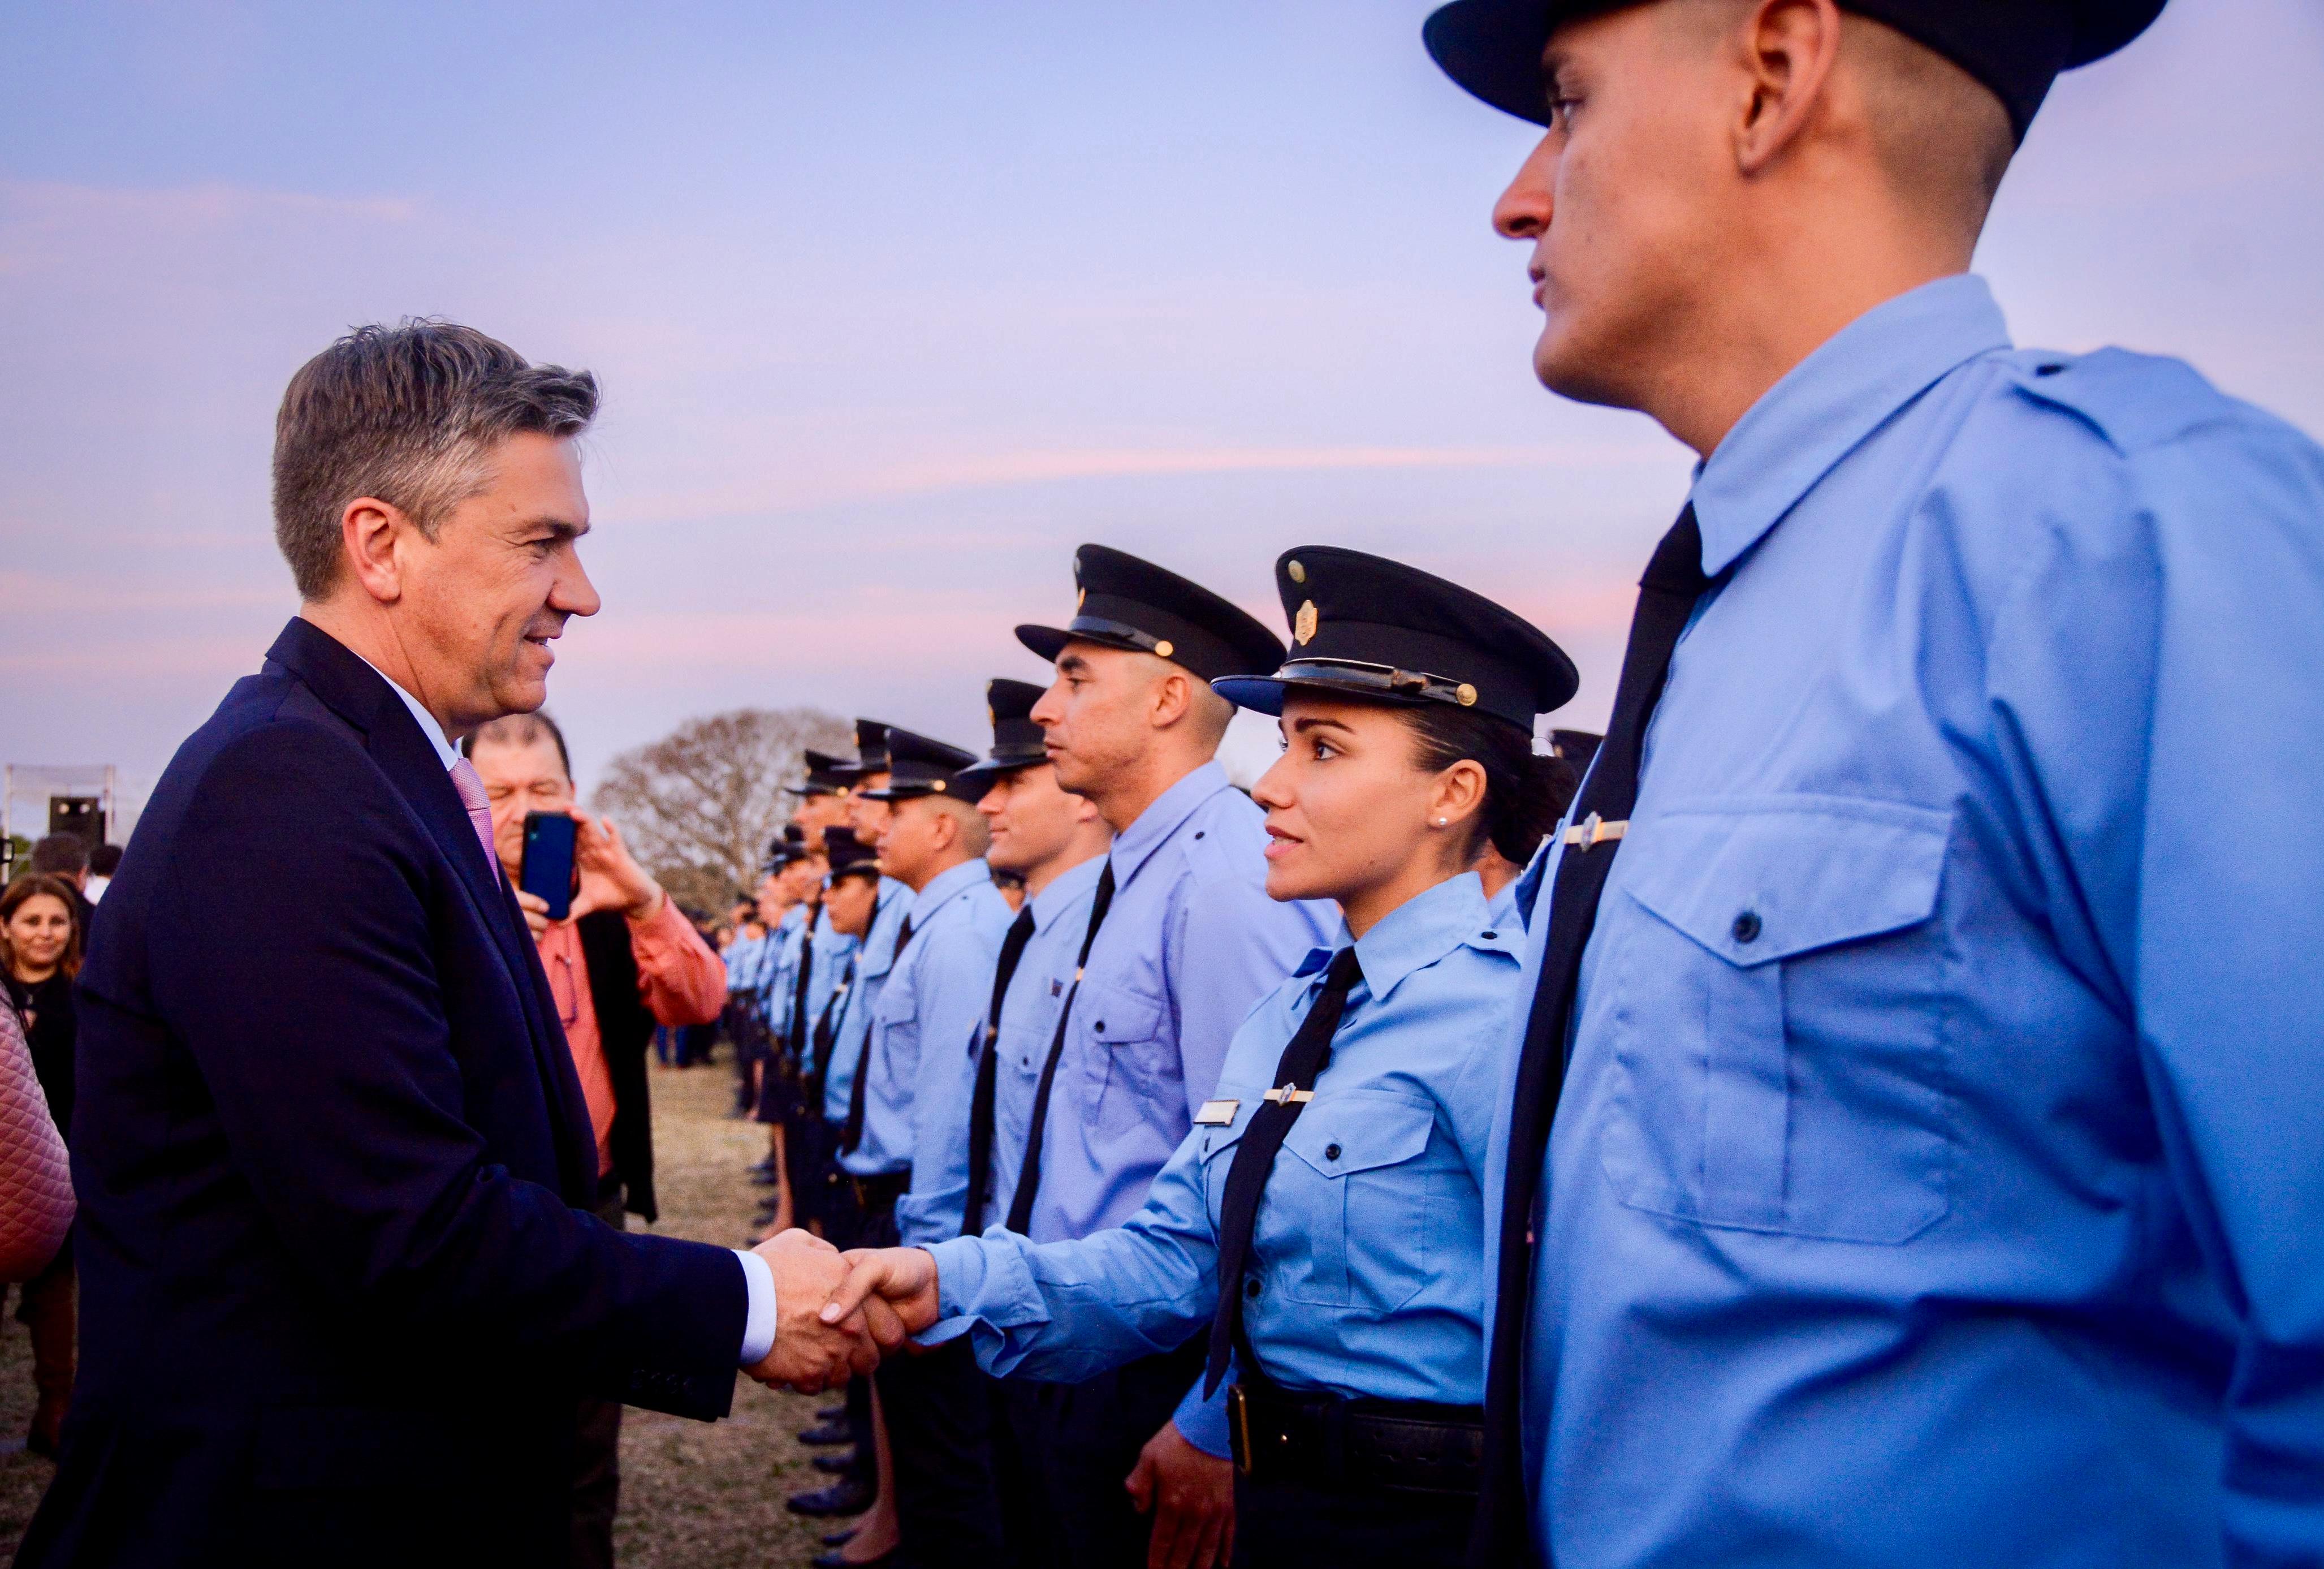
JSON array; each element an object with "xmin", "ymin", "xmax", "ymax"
[
  {"xmin": 1286, "ymin": 559, "xmax": 1306, "ymax": 584},
  {"xmin": 1294, "ymin": 600, "xmax": 1318, "ymax": 645},
  {"xmin": 1153, "ymin": 639, "xmax": 1174, "ymax": 659},
  {"xmin": 1455, "ymin": 683, "xmax": 1479, "ymax": 708},
  {"xmin": 1077, "ymin": 588, "xmax": 1086, "ymax": 609}
]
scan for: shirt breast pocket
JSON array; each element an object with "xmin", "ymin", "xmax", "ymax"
[
  {"xmin": 1276, "ymin": 1091, "xmax": 1441, "ymax": 1310},
  {"xmin": 1080, "ymin": 981, "xmax": 1173, "ymax": 1136},
  {"xmin": 1597, "ymin": 798, "xmax": 1955, "ymax": 1244}
]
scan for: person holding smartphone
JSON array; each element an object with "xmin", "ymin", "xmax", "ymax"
[{"xmin": 463, "ymin": 709, "xmax": 730, "ymax": 1569}]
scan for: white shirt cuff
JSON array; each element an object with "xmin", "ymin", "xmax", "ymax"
[{"xmin": 733, "ymin": 1248, "xmax": 777, "ymax": 1367}]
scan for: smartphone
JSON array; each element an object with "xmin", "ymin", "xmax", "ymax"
[{"xmin": 520, "ymin": 812, "xmax": 578, "ymax": 922}]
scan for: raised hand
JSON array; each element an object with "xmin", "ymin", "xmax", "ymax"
[
  {"xmin": 819, "ymin": 1246, "xmax": 944, "ymax": 1340},
  {"xmin": 567, "ymin": 809, "xmax": 665, "ymax": 923},
  {"xmin": 745, "ymin": 1230, "xmax": 884, "ymax": 1393}
]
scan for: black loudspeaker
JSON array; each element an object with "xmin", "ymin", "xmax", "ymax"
[{"xmin": 47, "ymin": 796, "xmax": 105, "ymax": 847}]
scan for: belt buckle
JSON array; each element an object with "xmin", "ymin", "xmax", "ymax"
[{"xmin": 1227, "ymin": 1385, "xmax": 1254, "ymax": 1477}]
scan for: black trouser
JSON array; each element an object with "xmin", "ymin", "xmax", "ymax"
[
  {"xmin": 879, "ymin": 1337, "xmax": 1007, "ymax": 1567},
  {"xmin": 784, "ymin": 1094, "xmax": 827, "ymax": 1226},
  {"xmin": 571, "ymin": 1184, "xmax": 628, "ymax": 1569},
  {"xmin": 990, "ymin": 1336, "xmax": 1208, "ymax": 1569},
  {"xmin": 813, "ymin": 1143, "xmax": 878, "ymax": 1492},
  {"xmin": 1231, "ymin": 1475, "xmax": 1474, "ymax": 1569}
]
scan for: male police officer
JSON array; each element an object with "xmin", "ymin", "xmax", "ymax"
[
  {"xmin": 845, "ymin": 729, "xmax": 1018, "ymax": 1565},
  {"xmin": 1420, "ymin": 2, "xmax": 2324, "ymax": 1564},
  {"xmin": 919, "ymin": 680, "xmax": 1116, "ymax": 1567},
  {"xmin": 1004, "ymin": 546, "xmax": 1335, "ymax": 1569},
  {"xmin": 787, "ymin": 725, "xmax": 907, "ymax": 1522}
]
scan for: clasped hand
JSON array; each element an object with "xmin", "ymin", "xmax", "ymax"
[{"xmin": 740, "ymin": 1233, "xmax": 945, "ymax": 1394}]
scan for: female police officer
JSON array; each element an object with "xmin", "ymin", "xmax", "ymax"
[{"xmin": 823, "ymin": 546, "xmax": 1578, "ymax": 1567}]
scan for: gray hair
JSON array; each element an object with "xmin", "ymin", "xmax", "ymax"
[{"xmin": 270, "ymin": 318, "xmax": 599, "ymax": 600}]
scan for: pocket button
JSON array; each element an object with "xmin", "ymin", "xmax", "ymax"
[{"xmin": 1731, "ymin": 910, "xmax": 1762, "ymax": 944}]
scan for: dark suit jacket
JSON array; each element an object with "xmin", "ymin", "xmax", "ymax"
[
  {"xmin": 577, "ymin": 909, "xmax": 659, "ymax": 1223},
  {"xmin": 20, "ymin": 620, "xmax": 746, "ymax": 1569}
]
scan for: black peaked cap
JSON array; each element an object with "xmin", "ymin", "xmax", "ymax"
[
  {"xmin": 956, "ymin": 678, "xmax": 1052, "ymax": 794},
  {"xmin": 857, "ymin": 726, "xmax": 981, "ymax": 802},
  {"xmin": 1016, "ymin": 544, "xmax": 1285, "ymax": 685},
  {"xmin": 822, "ymin": 826, "xmax": 879, "ymax": 880},
  {"xmin": 1212, "ymin": 546, "xmax": 1578, "ymax": 730},
  {"xmin": 832, "ymin": 719, "xmax": 892, "ymax": 785},
  {"xmin": 1423, "ymin": 0, "xmax": 2166, "ymax": 144},
  {"xmin": 785, "ymin": 748, "xmax": 856, "ymax": 796}
]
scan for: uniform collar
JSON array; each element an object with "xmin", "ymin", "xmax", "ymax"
[
  {"xmin": 1294, "ymin": 871, "xmax": 1492, "ymax": 1006},
  {"xmin": 1689, "ymin": 273, "xmax": 2013, "ymax": 578},
  {"xmin": 1109, "ymin": 760, "xmax": 1232, "ymax": 887},
  {"xmin": 909, "ymin": 857, "xmax": 992, "ymax": 923},
  {"xmin": 1028, "ymin": 853, "xmax": 1105, "ymax": 934}
]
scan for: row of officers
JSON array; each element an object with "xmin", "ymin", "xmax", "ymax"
[{"xmin": 719, "ymin": 540, "xmax": 1595, "ymax": 1569}]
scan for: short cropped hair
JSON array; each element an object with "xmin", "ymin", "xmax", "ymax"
[
  {"xmin": 29, "ymin": 834, "xmax": 89, "ymax": 878},
  {"xmin": 271, "ymin": 320, "xmax": 599, "ymax": 600},
  {"xmin": 463, "ymin": 711, "xmax": 574, "ymax": 781},
  {"xmin": 89, "ymin": 844, "xmax": 123, "ymax": 878}
]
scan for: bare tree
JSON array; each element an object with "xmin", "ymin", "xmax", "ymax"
[{"xmin": 590, "ymin": 707, "xmax": 853, "ymax": 915}]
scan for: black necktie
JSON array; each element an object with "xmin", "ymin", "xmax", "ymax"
[
  {"xmin": 1202, "ymin": 946, "xmax": 1364, "ymax": 1396},
  {"xmin": 962, "ymin": 904, "xmax": 1040, "ymax": 1236},
  {"xmin": 784, "ymin": 919, "xmax": 817, "ymax": 1065},
  {"xmin": 839, "ymin": 899, "xmax": 892, "ymax": 1155},
  {"xmin": 1470, "ymin": 506, "xmax": 1715, "ymax": 1567},
  {"xmin": 807, "ymin": 953, "xmax": 857, "ymax": 1109},
  {"xmin": 895, "ymin": 914, "xmax": 915, "ymax": 956},
  {"xmin": 1004, "ymin": 859, "xmax": 1116, "ymax": 1234}
]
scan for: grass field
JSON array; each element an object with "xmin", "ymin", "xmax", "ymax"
[{"xmin": 0, "ymin": 1056, "xmax": 841, "ymax": 1567}]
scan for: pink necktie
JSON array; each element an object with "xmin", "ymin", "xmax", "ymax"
[{"xmin": 447, "ymin": 758, "xmax": 503, "ymax": 886}]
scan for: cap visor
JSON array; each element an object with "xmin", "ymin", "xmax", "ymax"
[
  {"xmin": 1424, "ymin": 1, "xmax": 1554, "ymax": 126},
  {"xmin": 1210, "ymin": 675, "xmax": 1288, "ymax": 715},
  {"xmin": 954, "ymin": 758, "xmax": 1038, "ymax": 795},
  {"xmin": 1016, "ymin": 623, "xmax": 1156, "ymax": 666}
]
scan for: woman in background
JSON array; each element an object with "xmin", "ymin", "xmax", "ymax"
[{"xmin": 1, "ymin": 873, "xmax": 85, "ymax": 1455}]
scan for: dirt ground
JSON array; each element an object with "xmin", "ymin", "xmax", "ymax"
[{"xmin": 0, "ymin": 1057, "xmax": 843, "ymax": 1567}]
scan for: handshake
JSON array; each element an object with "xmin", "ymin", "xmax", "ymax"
[{"xmin": 741, "ymin": 1231, "xmax": 948, "ymax": 1393}]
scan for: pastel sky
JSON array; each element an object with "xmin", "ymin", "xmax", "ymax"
[{"xmin": 5, "ymin": 1, "xmax": 2320, "ymax": 821}]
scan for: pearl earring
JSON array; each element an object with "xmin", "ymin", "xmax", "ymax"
[{"xmin": 1435, "ymin": 817, "xmax": 1448, "ymax": 827}]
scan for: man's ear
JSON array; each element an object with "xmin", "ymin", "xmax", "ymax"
[
  {"xmin": 1733, "ymin": 0, "xmax": 1843, "ymax": 176},
  {"xmin": 340, "ymin": 495, "xmax": 412, "ymax": 606},
  {"xmin": 1147, "ymin": 666, "xmax": 1194, "ymax": 732}
]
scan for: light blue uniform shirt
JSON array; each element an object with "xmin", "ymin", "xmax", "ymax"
[
  {"xmin": 819, "ymin": 881, "xmax": 909, "ymax": 1125},
  {"xmin": 1487, "ymin": 275, "xmax": 2324, "ymax": 1568},
  {"xmin": 924, "ymin": 855, "xmax": 1108, "ymax": 1239},
  {"xmin": 1025, "ymin": 761, "xmax": 1334, "ymax": 1245},
  {"xmin": 928, "ymin": 873, "xmax": 1522, "ymax": 1412},
  {"xmin": 846, "ymin": 858, "xmax": 1013, "ymax": 1188},
  {"xmin": 762, "ymin": 904, "xmax": 808, "ymax": 1040},
  {"xmin": 723, "ymin": 930, "xmax": 770, "ymax": 1002}
]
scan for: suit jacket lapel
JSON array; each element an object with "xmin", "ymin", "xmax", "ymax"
[{"xmin": 263, "ymin": 619, "xmax": 597, "ymax": 1192}]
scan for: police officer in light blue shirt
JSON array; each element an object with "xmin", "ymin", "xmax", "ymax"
[
  {"xmin": 903, "ymin": 679, "xmax": 1115, "ymax": 1567},
  {"xmin": 965, "ymin": 545, "xmax": 1337, "ymax": 1568},
  {"xmin": 841, "ymin": 727, "xmax": 1017, "ymax": 1567},
  {"xmin": 827, "ymin": 548, "xmax": 1583, "ymax": 1569},
  {"xmin": 1423, "ymin": 2, "xmax": 2324, "ymax": 1566}
]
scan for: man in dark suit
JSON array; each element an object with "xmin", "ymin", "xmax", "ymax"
[{"xmin": 21, "ymin": 321, "xmax": 888, "ymax": 1568}]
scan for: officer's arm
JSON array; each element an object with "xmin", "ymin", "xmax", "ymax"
[
  {"xmin": 1990, "ymin": 416, "xmax": 2324, "ymax": 1563},
  {"xmin": 917, "ymin": 1123, "xmax": 1224, "ymax": 1382}
]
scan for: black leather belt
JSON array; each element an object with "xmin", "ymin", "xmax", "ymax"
[
  {"xmin": 1228, "ymin": 1381, "xmax": 1483, "ymax": 1498},
  {"xmin": 849, "ymin": 1170, "xmax": 910, "ymax": 1212}
]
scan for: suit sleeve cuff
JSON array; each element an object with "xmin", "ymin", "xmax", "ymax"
[{"xmin": 733, "ymin": 1248, "xmax": 777, "ymax": 1367}]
